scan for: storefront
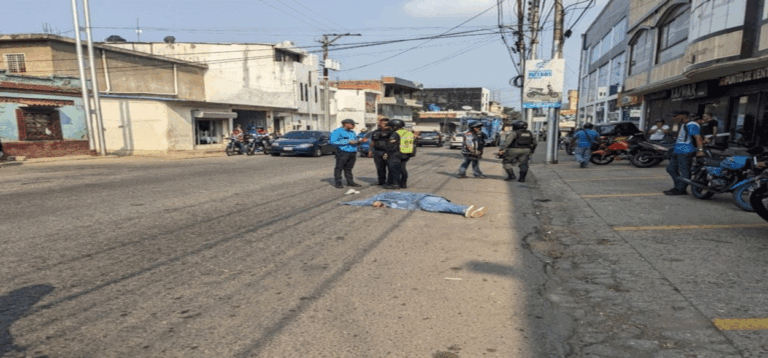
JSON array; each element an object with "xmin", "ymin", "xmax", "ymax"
[
  {"xmin": 192, "ymin": 111, "xmax": 237, "ymax": 147},
  {"xmin": 617, "ymin": 93, "xmax": 643, "ymax": 125},
  {"xmin": 718, "ymin": 67, "xmax": 768, "ymax": 147}
]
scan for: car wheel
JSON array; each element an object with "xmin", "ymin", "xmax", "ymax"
[{"xmin": 313, "ymin": 147, "xmax": 322, "ymax": 157}]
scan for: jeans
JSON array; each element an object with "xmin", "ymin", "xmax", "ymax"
[
  {"xmin": 373, "ymin": 151, "xmax": 389, "ymax": 185},
  {"xmin": 574, "ymin": 147, "xmax": 591, "ymax": 164},
  {"xmin": 387, "ymin": 154, "xmax": 409, "ymax": 187},
  {"xmin": 334, "ymin": 151, "xmax": 357, "ymax": 185},
  {"xmin": 667, "ymin": 152, "xmax": 695, "ymax": 191},
  {"xmin": 417, "ymin": 196, "xmax": 468, "ymax": 216},
  {"xmin": 458, "ymin": 156, "xmax": 483, "ymax": 176}
]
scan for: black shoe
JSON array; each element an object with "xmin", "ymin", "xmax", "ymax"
[
  {"xmin": 400, "ymin": 184, "xmax": 407, "ymax": 189},
  {"xmin": 474, "ymin": 174, "xmax": 487, "ymax": 179},
  {"xmin": 457, "ymin": 174, "xmax": 467, "ymax": 179},
  {"xmin": 580, "ymin": 163, "xmax": 588, "ymax": 168},
  {"xmin": 664, "ymin": 189, "xmax": 687, "ymax": 196},
  {"xmin": 347, "ymin": 183, "xmax": 362, "ymax": 187},
  {"xmin": 518, "ymin": 171, "xmax": 528, "ymax": 183},
  {"xmin": 504, "ymin": 170, "xmax": 516, "ymax": 181},
  {"xmin": 371, "ymin": 182, "xmax": 383, "ymax": 186},
  {"xmin": 383, "ymin": 185, "xmax": 399, "ymax": 190},
  {"xmin": 334, "ymin": 183, "xmax": 344, "ymax": 189}
]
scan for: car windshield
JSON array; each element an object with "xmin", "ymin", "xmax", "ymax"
[
  {"xmin": 282, "ymin": 131, "xmax": 322, "ymax": 140},
  {"xmin": 454, "ymin": 133, "xmax": 464, "ymax": 137}
]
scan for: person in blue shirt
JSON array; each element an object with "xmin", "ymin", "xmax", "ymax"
[
  {"xmin": 571, "ymin": 123, "xmax": 601, "ymax": 168},
  {"xmin": 330, "ymin": 119, "xmax": 368, "ymax": 188},
  {"xmin": 665, "ymin": 110, "xmax": 705, "ymax": 196},
  {"xmin": 343, "ymin": 192, "xmax": 488, "ymax": 218}
]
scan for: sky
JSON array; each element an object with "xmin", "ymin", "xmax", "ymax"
[{"xmin": 2, "ymin": 0, "xmax": 610, "ymax": 110}]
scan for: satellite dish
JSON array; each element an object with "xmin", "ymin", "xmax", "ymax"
[{"xmin": 462, "ymin": 106, "xmax": 473, "ymax": 111}]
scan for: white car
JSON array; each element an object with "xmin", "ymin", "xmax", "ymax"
[{"xmin": 449, "ymin": 133, "xmax": 464, "ymax": 149}]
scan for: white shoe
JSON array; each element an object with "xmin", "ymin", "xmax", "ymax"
[
  {"xmin": 470, "ymin": 207, "xmax": 487, "ymax": 218},
  {"xmin": 464, "ymin": 205, "xmax": 475, "ymax": 218}
]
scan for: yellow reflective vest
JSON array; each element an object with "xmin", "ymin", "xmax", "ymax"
[{"xmin": 397, "ymin": 129, "xmax": 415, "ymax": 155}]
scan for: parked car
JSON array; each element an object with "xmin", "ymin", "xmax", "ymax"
[
  {"xmin": 417, "ymin": 131, "xmax": 443, "ymax": 147},
  {"xmin": 449, "ymin": 133, "xmax": 464, "ymax": 149},
  {"xmin": 270, "ymin": 130, "xmax": 335, "ymax": 157}
]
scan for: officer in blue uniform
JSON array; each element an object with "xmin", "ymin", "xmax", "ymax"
[{"xmin": 330, "ymin": 119, "xmax": 367, "ymax": 188}]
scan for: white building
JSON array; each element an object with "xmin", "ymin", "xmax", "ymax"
[
  {"xmin": 107, "ymin": 39, "xmax": 335, "ymax": 136},
  {"xmin": 334, "ymin": 88, "xmax": 380, "ymax": 131}
]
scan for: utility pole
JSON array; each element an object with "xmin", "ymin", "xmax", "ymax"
[
  {"xmin": 516, "ymin": 0, "xmax": 526, "ymax": 127},
  {"xmin": 525, "ymin": 0, "xmax": 541, "ymax": 134},
  {"xmin": 70, "ymin": 0, "xmax": 95, "ymax": 155},
  {"xmin": 320, "ymin": 33, "xmax": 360, "ymax": 131},
  {"xmin": 546, "ymin": 0, "xmax": 565, "ymax": 164},
  {"xmin": 84, "ymin": 0, "xmax": 107, "ymax": 156},
  {"xmin": 136, "ymin": 18, "xmax": 142, "ymax": 42}
]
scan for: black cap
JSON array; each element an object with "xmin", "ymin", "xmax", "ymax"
[{"xmin": 341, "ymin": 119, "xmax": 357, "ymax": 125}]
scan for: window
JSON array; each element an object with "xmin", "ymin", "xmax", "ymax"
[
  {"xmin": 5, "ymin": 54, "xmax": 26, "ymax": 74},
  {"xmin": 314, "ymin": 86, "xmax": 318, "ymax": 103},
  {"xmin": 657, "ymin": 6, "xmax": 690, "ymax": 64},
  {"xmin": 598, "ymin": 64, "xmax": 609, "ymax": 99},
  {"xmin": 588, "ymin": 71, "xmax": 597, "ymax": 102},
  {"xmin": 275, "ymin": 49, "xmax": 301, "ymax": 63},
  {"xmin": 591, "ymin": 42, "xmax": 601, "ymax": 63},
  {"xmin": 580, "ymin": 75, "xmax": 589, "ymax": 104},
  {"xmin": 300, "ymin": 83, "xmax": 304, "ymax": 101},
  {"xmin": 601, "ymin": 33, "xmax": 612, "ymax": 56},
  {"xmin": 304, "ymin": 84, "xmax": 309, "ymax": 102},
  {"xmin": 629, "ymin": 30, "xmax": 652, "ymax": 76},
  {"xmin": 610, "ymin": 53, "xmax": 625, "ymax": 89},
  {"xmin": 613, "ymin": 18, "xmax": 627, "ymax": 47},
  {"xmin": 16, "ymin": 108, "xmax": 62, "ymax": 141}
]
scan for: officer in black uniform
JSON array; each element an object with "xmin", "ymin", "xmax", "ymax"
[
  {"xmin": 384, "ymin": 119, "xmax": 411, "ymax": 189},
  {"xmin": 368, "ymin": 118, "xmax": 392, "ymax": 186},
  {"xmin": 498, "ymin": 120, "xmax": 537, "ymax": 182}
]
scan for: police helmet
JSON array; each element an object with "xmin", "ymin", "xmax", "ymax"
[
  {"xmin": 468, "ymin": 121, "xmax": 483, "ymax": 129},
  {"xmin": 583, "ymin": 123, "xmax": 594, "ymax": 129},
  {"xmin": 388, "ymin": 119, "xmax": 405, "ymax": 129},
  {"xmin": 341, "ymin": 119, "xmax": 357, "ymax": 125},
  {"xmin": 511, "ymin": 120, "xmax": 528, "ymax": 130}
]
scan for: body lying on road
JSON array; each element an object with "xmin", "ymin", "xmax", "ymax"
[{"xmin": 342, "ymin": 192, "xmax": 487, "ymax": 218}]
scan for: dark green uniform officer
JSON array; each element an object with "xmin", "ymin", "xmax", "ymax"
[{"xmin": 498, "ymin": 120, "xmax": 537, "ymax": 182}]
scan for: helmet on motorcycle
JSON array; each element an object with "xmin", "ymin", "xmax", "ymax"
[
  {"xmin": 511, "ymin": 120, "xmax": 528, "ymax": 130},
  {"xmin": 388, "ymin": 119, "xmax": 405, "ymax": 129},
  {"xmin": 583, "ymin": 123, "xmax": 594, "ymax": 129},
  {"xmin": 468, "ymin": 121, "xmax": 483, "ymax": 129}
]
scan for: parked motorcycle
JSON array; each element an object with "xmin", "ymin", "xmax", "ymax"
[
  {"xmin": 682, "ymin": 147, "xmax": 768, "ymax": 212},
  {"xmin": 749, "ymin": 170, "xmax": 768, "ymax": 222},
  {"xmin": 629, "ymin": 140, "xmax": 673, "ymax": 168},
  {"xmin": 246, "ymin": 134, "xmax": 272, "ymax": 155},
  {"xmin": 225, "ymin": 137, "xmax": 247, "ymax": 156},
  {"xmin": 590, "ymin": 135, "xmax": 643, "ymax": 165}
]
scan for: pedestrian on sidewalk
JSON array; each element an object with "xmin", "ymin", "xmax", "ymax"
[
  {"xmin": 664, "ymin": 110, "xmax": 705, "ymax": 196},
  {"xmin": 457, "ymin": 121, "xmax": 487, "ymax": 178},
  {"xmin": 384, "ymin": 119, "xmax": 415, "ymax": 189},
  {"xmin": 369, "ymin": 118, "xmax": 392, "ymax": 186},
  {"xmin": 343, "ymin": 192, "xmax": 487, "ymax": 218},
  {"xmin": 571, "ymin": 123, "xmax": 600, "ymax": 168},
  {"xmin": 498, "ymin": 120, "xmax": 536, "ymax": 182},
  {"xmin": 331, "ymin": 119, "xmax": 368, "ymax": 189}
]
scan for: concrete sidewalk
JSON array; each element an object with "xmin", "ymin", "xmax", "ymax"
[{"xmin": 528, "ymin": 148, "xmax": 768, "ymax": 357}]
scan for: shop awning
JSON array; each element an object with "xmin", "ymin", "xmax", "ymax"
[{"xmin": 192, "ymin": 111, "xmax": 237, "ymax": 119}]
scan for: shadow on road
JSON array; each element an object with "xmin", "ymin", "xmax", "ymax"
[{"xmin": 0, "ymin": 284, "xmax": 54, "ymax": 358}]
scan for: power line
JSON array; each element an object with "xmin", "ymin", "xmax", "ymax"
[
  {"xmin": 270, "ymin": 0, "xmax": 336, "ymax": 32},
  {"xmin": 256, "ymin": 0, "xmax": 327, "ymax": 31},
  {"xmin": 288, "ymin": 0, "xmax": 351, "ymax": 33}
]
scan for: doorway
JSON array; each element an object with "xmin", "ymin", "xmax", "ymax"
[
  {"xmin": 196, "ymin": 119, "xmax": 224, "ymax": 145},
  {"xmin": 729, "ymin": 94, "xmax": 759, "ymax": 146}
]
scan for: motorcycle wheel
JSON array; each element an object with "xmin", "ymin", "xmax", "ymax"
[
  {"xmin": 690, "ymin": 169, "xmax": 715, "ymax": 199},
  {"xmin": 225, "ymin": 145, "xmax": 236, "ymax": 156},
  {"xmin": 630, "ymin": 152, "xmax": 662, "ymax": 168},
  {"xmin": 750, "ymin": 186, "xmax": 768, "ymax": 222},
  {"xmin": 732, "ymin": 182, "xmax": 758, "ymax": 212},
  {"xmin": 263, "ymin": 146, "xmax": 271, "ymax": 155},
  {"xmin": 246, "ymin": 145, "xmax": 255, "ymax": 156},
  {"xmin": 590, "ymin": 153, "xmax": 614, "ymax": 165}
]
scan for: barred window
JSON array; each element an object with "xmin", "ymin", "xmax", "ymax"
[
  {"xmin": 17, "ymin": 108, "xmax": 62, "ymax": 141},
  {"xmin": 5, "ymin": 53, "xmax": 27, "ymax": 73}
]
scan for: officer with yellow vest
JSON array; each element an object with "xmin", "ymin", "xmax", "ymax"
[{"xmin": 384, "ymin": 119, "xmax": 415, "ymax": 189}]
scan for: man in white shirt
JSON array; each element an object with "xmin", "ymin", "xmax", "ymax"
[{"xmin": 648, "ymin": 119, "xmax": 670, "ymax": 142}]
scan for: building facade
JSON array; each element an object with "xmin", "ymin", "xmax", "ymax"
[
  {"xmin": 620, "ymin": 0, "xmax": 768, "ymax": 147},
  {"xmin": 334, "ymin": 77, "xmax": 423, "ymax": 126},
  {"xmin": 0, "ymin": 71, "xmax": 90, "ymax": 158},
  {"xmin": 416, "ymin": 87, "xmax": 491, "ymax": 113},
  {"xmin": 335, "ymin": 88, "xmax": 380, "ymax": 131},
  {"xmin": 577, "ymin": 0, "xmax": 633, "ymax": 125}
]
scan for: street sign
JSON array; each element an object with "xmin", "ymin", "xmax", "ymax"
[
  {"xmin": 523, "ymin": 59, "xmax": 565, "ymax": 109},
  {"xmin": 324, "ymin": 59, "xmax": 341, "ymax": 71}
]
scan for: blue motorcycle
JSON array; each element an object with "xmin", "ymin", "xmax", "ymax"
[{"xmin": 683, "ymin": 147, "xmax": 767, "ymax": 211}]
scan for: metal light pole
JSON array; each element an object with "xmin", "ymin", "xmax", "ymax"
[
  {"xmin": 526, "ymin": 0, "xmax": 540, "ymax": 134},
  {"xmin": 83, "ymin": 0, "xmax": 107, "ymax": 156},
  {"xmin": 320, "ymin": 33, "xmax": 361, "ymax": 131},
  {"xmin": 546, "ymin": 0, "xmax": 564, "ymax": 164},
  {"xmin": 70, "ymin": 0, "xmax": 95, "ymax": 154}
]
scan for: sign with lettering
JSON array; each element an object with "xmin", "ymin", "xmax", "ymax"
[
  {"xmin": 523, "ymin": 59, "xmax": 565, "ymax": 109},
  {"xmin": 719, "ymin": 67, "xmax": 768, "ymax": 86},
  {"xmin": 671, "ymin": 82, "xmax": 708, "ymax": 101}
]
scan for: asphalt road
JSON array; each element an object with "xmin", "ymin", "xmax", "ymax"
[{"xmin": 1, "ymin": 148, "xmax": 566, "ymax": 358}]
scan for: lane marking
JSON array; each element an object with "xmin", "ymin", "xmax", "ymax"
[
  {"xmin": 557, "ymin": 168, "xmax": 657, "ymax": 173},
  {"xmin": 614, "ymin": 223, "xmax": 768, "ymax": 231},
  {"xmin": 582, "ymin": 193, "xmax": 665, "ymax": 198},
  {"xmin": 567, "ymin": 176, "xmax": 668, "ymax": 182},
  {"xmin": 714, "ymin": 319, "xmax": 768, "ymax": 330}
]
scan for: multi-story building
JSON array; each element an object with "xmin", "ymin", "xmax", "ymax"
[
  {"xmin": 621, "ymin": 0, "xmax": 768, "ymax": 146},
  {"xmin": 576, "ymin": 0, "xmax": 632, "ymax": 125},
  {"xmin": 335, "ymin": 88, "xmax": 380, "ymax": 131},
  {"xmin": 334, "ymin": 77, "xmax": 423, "ymax": 127},
  {"xmin": 106, "ymin": 39, "xmax": 330, "ymax": 135}
]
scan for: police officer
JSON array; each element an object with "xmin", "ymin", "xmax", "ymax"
[
  {"xmin": 369, "ymin": 118, "xmax": 392, "ymax": 186},
  {"xmin": 457, "ymin": 121, "xmax": 487, "ymax": 178},
  {"xmin": 498, "ymin": 120, "xmax": 537, "ymax": 182},
  {"xmin": 384, "ymin": 119, "xmax": 415, "ymax": 189}
]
